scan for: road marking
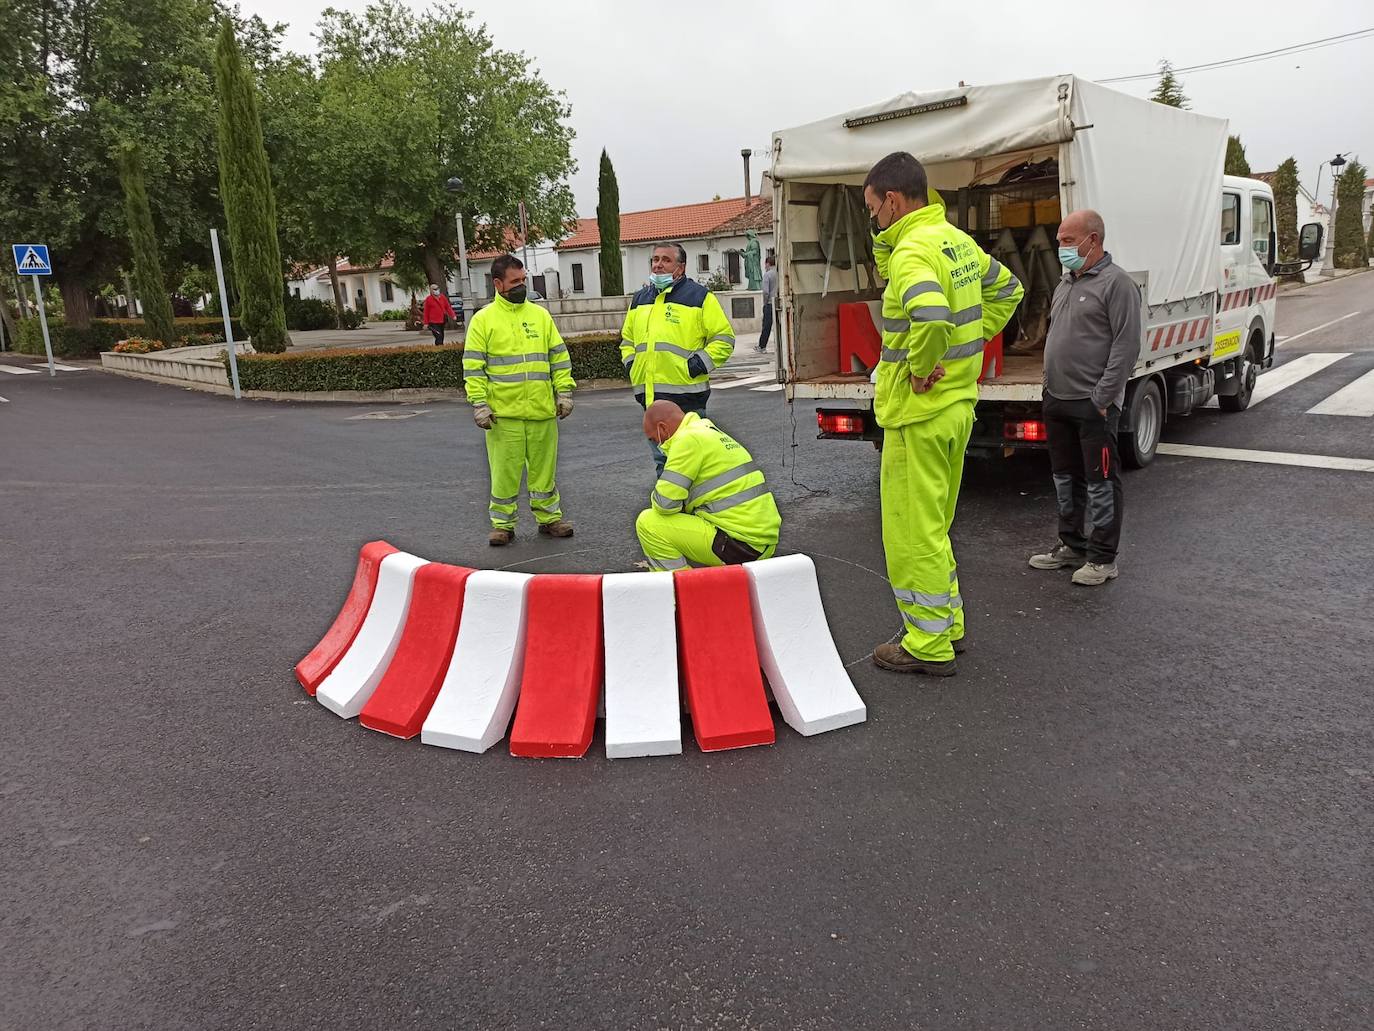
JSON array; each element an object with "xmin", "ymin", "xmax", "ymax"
[
  {"xmin": 751, "ymin": 383, "xmax": 785, "ymax": 392},
  {"xmin": 714, "ymin": 373, "xmax": 776, "ymax": 390},
  {"xmin": 1204, "ymin": 351, "xmax": 1351, "ymax": 409},
  {"xmin": 0, "ymin": 394, "xmax": 9, "ymax": 403},
  {"xmin": 1307, "ymin": 368, "xmax": 1374, "ymax": 417},
  {"xmin": 0, "ymin": 365, "xmax": 40, "ymax": 375},
  {"xmin": 49, "ymin": 363, "xmax": 82, "ymax": 371},
  {"xmin": 1278, "ymin": 311, "xmax": 1360, "ymax": 348},
  {"xmin": 1157, "ymin": 442, "xmax": 1374, "ymax": 473}
]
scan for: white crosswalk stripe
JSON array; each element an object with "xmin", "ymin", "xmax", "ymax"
[
  {"xmin": 1203, "ymin": 352, "xmax": 1351, "ymax": 409},
  {"xmin": 715, "ymin": 373, "xmax": 776, "ymax": 390},
  {"xmin": 1307, "ymin": 368, "xmax": 1374, "ymax": 417},
  {"xmin": 0, "ymin": 364, "xmax": 41, "ymax": 375},
  {"xmin": 750, "ymin": 383, "xmax": 785, "ymax": 392}
]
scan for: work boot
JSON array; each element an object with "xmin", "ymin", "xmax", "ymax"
[
  {"xmin": 1072, "ymin": 561, "xmax": 1119, "ymax": 586},
  {"xmin": 537, "ymin": 519, "xmax": 574, "ymax": 538},
  {"xmin": 873, "ymin": 641, "xmax": 957, "ymax": 677},
  {"xmin": 488, "ymin": 528, "xmax": 515, "ymax": 547},
  {"xmin": 1028, "ymin": 542, "xmax": 1085, "ymax": 570}
]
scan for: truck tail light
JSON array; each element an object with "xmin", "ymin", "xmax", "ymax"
[
  {"xmin": 1004, "ymin": 419, "xmax": 1047, "ymax": 442},
  {"xmin": 817, "ymin": 411, "xmax": 865, "ymax": 436}
]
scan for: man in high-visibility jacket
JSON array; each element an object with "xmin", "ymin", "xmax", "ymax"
[
  {"xmin": 863, "ymin": 152, "xmax": 1024, "ymax": 676},
  {"xmin": 636, "ymin": 400, "xmax": 781, "ymax": 571},
  {"xmin": 620, "ymin": 241, "xmax": 736, "ymax": 472},
  {"xmin": 464, "ymin": 254, "xmax": 576, "ymax": 546}
]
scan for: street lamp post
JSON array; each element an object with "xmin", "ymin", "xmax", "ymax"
[
  {"xmin": 1320, "ymin": 153, "xmax": 1348, "ymax": 276},
  {"xmin": 444, "ymin": 177, "xmax": 472, "ymax": 315}
]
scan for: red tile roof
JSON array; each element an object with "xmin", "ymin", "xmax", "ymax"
[
  {"xmin": 306, "ymin": 230, "xmax": 525, "ymax": 280},
  {"xmin": 557, "ymin": 196, "xmax": 770, "ymax": 251}
]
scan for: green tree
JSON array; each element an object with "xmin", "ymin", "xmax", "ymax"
[
  {"xmin": 597, "ymin": 149, "xmax": 623, "ymax": 296},
  {"xmin": 312, "ymin": 2, "xmax": 577, "ymax": 290},
  {"xmin": 1225, "ymin": 135, "xmax": 1251, "ymax": 176},
  {"xmin": 115, "ymin": 143, "xmax": 177, "ymax": 344},
  {"xmin": 1332, "ymin": 160, "xmax": 1370, "ymax": 269},
  {"xmin": 214, "ymin": 19, "xmax": 289, "ymax": 351},
  {"xmin": 0, "ymin": 0, "xmax": 277, "ymax": 328},
  {"xmin": 1271, "ymin": 157, "xmax": 1300, "ymax": 266},
  {"xmin": 1149, "ymin": 60, "xmax": 1190, "ymax": 109}
]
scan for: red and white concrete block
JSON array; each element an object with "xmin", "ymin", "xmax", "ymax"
[
  {"xmin": 745, "ymin": 555, "xmax": 866, "ymax": 736},
  {"xmin": 420, "ymin": 571, "xmax": 533, "ymax": 753},
  {"xmin": 315, "ymin": 551, "xmax": 428, "ymax": 718}
]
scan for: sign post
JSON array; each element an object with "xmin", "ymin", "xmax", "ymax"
[
  {"xmin": 210, "ymin": 229, "xmax": 241, "ymax": 400},
  {"xmin": 12, "ymin": 244, "xmax": 54, "ymax": 376}
]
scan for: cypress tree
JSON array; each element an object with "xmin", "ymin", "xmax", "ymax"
[
  {"xmin": 597, "ymin": 149, "xmax": 623, "ymax": 296},
  {"xmin": 1272, "ymin": 157, "xmax": 1300, "ymax": 267},
  {"xmin": 1332, "ymin": 160, "xmax": 1369, "ymax": 269},
  {"xmin": 1225, "ymin": 136, "xmax": 1251, "ymax": 176},
  {"xmin": 1149, "ymin": 60, "xmax": 1190, "ymax": 109},
  {"xmin": 214, "ymin": 20, "xmax": 289, "ymax": 352},
  {"xmin": 115, "ymin": 143, "xmax": 176, "ymax": 345}
]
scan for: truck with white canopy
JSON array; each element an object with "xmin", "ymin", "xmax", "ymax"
[{"xmin": 768, "ymin": 75, "xmax": 1316, "ymax": 466}]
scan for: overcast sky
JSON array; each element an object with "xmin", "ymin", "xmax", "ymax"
[{"xmin": 240, "ymin": 0, "xmax": 1373, "ymax": 216}]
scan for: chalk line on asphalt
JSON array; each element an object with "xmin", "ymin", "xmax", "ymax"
[
  {"xmin": 1277, "ymin": 311, "xmax": 1360, "ymax": 348},
  {"xmin": 1157, "ymin": 442, "xmax": 1374, "ymax": 473}
]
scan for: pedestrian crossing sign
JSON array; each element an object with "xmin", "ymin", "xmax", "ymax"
[{"xmin": 13, "ymin": 244, "xmax": 51, "ymax": 276}]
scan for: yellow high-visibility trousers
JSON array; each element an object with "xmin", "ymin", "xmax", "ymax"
[
  {"xmin": 484, "ymin": 417, "xmax": 561, "ymax": 529},
  {"xmin": 635, "ymin": 509, "xmax": 777, "ymax": 572},
  {"xmin": 881, "ymin": 401, "xmax": 973, "ymax": 661}
]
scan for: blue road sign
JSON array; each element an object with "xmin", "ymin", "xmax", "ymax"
[{"xmin": 13, "ymin": 244, "xmax": 52, "ymax": 276}]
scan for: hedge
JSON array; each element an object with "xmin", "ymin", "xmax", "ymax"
[
  {"xmin": 224, "ymin": 334, "xmax": 631, "ymax": 394},
  {"xmin": 232, "ymin": 344, "xmax": 466, "ymax": 392},
  {"xmin": 14, "ymin": 316, "xmax": 245, "ymax": 359}
]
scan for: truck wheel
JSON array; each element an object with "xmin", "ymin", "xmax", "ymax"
[
  {"xmin": 1218, "ymin": 338, "xmax": 1259, "ymax": 412},
  {"xmin": 1121, "ymin": 379, "xmax": 1161, "ymax": 469}
]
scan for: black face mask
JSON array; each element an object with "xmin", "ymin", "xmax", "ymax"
[{"xmin": 504, "ymin": 285, "xmax": 527, "ymax": 304}]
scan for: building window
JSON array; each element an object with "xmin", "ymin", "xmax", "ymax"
[
  {"xmin": 484, "ymin": 273, "xmax": 494, "ymax": 297},
  {"xmin": 293, "ymin": 287, "xmax": 301, "ymax": 298},
  {"xmin": 1221, "ymin": 192, "xmax": 1241, "ymax": 246},
  {"xmin": 571, "ymin": 262, "xmax": 585, "ymax": 292},
  {"xmin": 382, "ymin": 280, "xmax": 394, "ymax": 302},
  {"xmin": 698, "ymin": 254, "xmax": 710, "ymax": 273},
  {"xmin": 726, "ymin": 250, "xmax": 741, "ymax": 285}
]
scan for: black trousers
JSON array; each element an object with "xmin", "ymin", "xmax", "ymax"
[
  {"xmin": 759, "ymin": 302, "xmax": 774, "ymax": 350},
  {"xmin": 428, "ymin": 322, "xmax": 445, "ymax": 346},
  {"xmin": 1043, "ymin": 394, "xmax": 1123, "ymax": 564}
]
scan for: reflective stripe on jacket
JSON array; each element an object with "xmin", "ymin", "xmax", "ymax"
[
  {"xmin": 619, "ymin": 278, "xmax": 735, "ymax": 404},
  {"xmin": 463, "ymin": 294, "xmax": 575, "ymax": 419},
  {"xmin": 650, "ymin": 411, "xmax": 780, "ymax": 552},
  {"xmin": 872, "ymin": 198, "xmax": 1024, "ymax": 428}
]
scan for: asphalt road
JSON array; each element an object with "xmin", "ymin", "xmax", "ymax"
[{"xmin": 2, "ymin": 273, "xmax": 1371, "ymax": 1029}]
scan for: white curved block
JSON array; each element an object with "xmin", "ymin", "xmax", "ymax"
[
  {"xmin": 420, "ymin": 571, "xmax": 532, "ymax": 753},
  {"xmin": 602, "ymin": 573, "xmax": 682, "ymax": 758},
  {"xmin": 316, "ymin": 551, "xmax": 428, "ymax": 718},
  {"xmin": 745, "ymin": 555, "xmax": 866, "ymax": 736}
]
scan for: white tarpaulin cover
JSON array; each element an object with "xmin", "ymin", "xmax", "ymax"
[{"xmin": 772, "ymin": 76, "xmax": 1228, "ymax": 306}]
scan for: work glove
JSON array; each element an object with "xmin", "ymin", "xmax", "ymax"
[
  {"xmin": 473, "ymin": 403, "xmax": 495, "ymax": 430},
  {"xmin": 686, "ymin": 354, "xmax": 708, "ymax": 379},
  {"xmin": 555, "ymin": 393, "xmax": 574, "ymax": 419}
]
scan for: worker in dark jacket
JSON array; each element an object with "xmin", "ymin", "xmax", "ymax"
[
  {"xmin": 1028, "ymin": 209, "xmax": 1141, "ymax": 586},
  {"xmin": 422, "ymin": 283, "xmax": 457, "ymax": 345}
]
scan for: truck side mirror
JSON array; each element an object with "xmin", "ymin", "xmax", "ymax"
[{"xmin": 1298, "ymin": 223, "xmax": 1323, "ymax": 261}]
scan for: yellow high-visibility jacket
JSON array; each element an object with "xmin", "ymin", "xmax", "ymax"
[
  {"xmin": 872, "ymin": 199, "xmax": 1024, "ymax": 428},
  {"xmin": 619, "ymin": 278, "xmax": 735, "ymax": 404},
  {"xmin": 650, "ymin": 411, "xmax": 781, "ymax": 552},
  {"xmin": 463, "ymin": 294, "xmax": 575, "ymax": 419}
]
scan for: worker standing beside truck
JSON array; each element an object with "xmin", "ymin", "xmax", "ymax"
[
  {"xmin": 863, "ymin": 152, "xmax": 1024, "ymax": 677},
  {"xmin": 1027, "ymin": 210, "xmax": 1140, "ymax": 585}
]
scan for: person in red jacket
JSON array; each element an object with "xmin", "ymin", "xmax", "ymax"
[{"xmin": 422, "ymin": 283, "xmax": 457, "ymax": 345}]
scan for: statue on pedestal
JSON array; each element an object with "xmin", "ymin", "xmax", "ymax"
[{"xmin": 742, "ymin": 229, "xmax": 762, "ymax": 291}]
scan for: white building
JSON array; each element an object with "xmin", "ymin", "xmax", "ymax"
[{"xmin": 555, "ymin": 194, "xmax": 774, "ymax": 299}]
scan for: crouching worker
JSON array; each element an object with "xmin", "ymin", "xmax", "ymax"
[{"xmin": 635, "ymin": 400, "xmax": 781, "ymax": 571}]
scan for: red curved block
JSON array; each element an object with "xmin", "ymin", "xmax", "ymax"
[
  {"xmin": 674, "ymin": 565, "xmax": 774, "ymax": 751},
  {"xmin": 359, "ymin": 563, "xmax": 473, "ymax": 738},
  {"xmin": 295, "ymin": 540, "xmax": 399, "ymax": 695},
  {"xmin": 509, "ymin": 575, "xmax": 604, "ymax": 758}
]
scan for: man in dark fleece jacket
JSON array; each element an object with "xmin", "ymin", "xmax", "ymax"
[{"xmin": 1028, "ymin": 208, "xmax": 1141, "ymax": 587}]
